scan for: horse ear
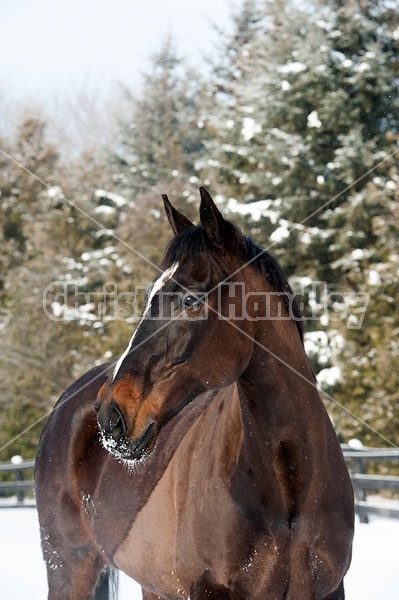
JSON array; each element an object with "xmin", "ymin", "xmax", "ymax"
[
  {"xmin": 199, "ymin": 187, "xmax": 226, "ymax": 248},
  {"xmin": 162, "ymin": 194, "xmax": 194, "ymax": 235}
]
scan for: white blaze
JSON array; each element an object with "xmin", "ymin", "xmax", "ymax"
[{"xmin": 112, "ymin": 263, "xmax": 179, "ymax": 381}]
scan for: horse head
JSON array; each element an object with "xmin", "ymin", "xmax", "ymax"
[{"xmin": 95, "ymin": 187, "xmax": 298, "ymax": 462}]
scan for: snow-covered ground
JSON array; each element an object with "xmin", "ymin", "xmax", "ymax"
[{"xmin": 0, "ymin": 507, "xmax": 398, "ymax": 599}]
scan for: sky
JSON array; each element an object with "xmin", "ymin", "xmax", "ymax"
[{"xmin": 0, "ymin": 0, "xmax": 235, "ymax": 102}]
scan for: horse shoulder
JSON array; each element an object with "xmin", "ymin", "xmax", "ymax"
[
  {"xmin": 112, "ymin": 386, "xmax": 246, "ymax": 596},
  {"xmin": 35, "ymin": 364, "xmax": 112, "ymax": 546}
]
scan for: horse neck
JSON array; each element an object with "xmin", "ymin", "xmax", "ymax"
[
  {"xmin": 237, "ymin": 313, "xmax": 328, "ymax": 467},
  {"xmin": 229, "ymin": 315, "xmax": 331, "ymax": 522}
]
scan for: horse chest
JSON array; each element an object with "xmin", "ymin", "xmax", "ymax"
[
  {"xmin": 112, "ymin": 455, "xmax": 288, "ymax": 600},
  {"xmin": 112, "ymin": 393, "xmax": 252, "ymax": 597},
  {"xmin": 112, "ymin": 462, "xmax": 239, "ymax": 597}
]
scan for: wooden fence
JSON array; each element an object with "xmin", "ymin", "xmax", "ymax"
[{"xmin": 1, "ymin": 447, "xmax": 399, "ymax": 521}]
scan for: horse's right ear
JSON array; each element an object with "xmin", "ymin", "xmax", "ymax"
[{"xmin": 162, "ymin": 194, "xmax": 194, "ymax": 235}]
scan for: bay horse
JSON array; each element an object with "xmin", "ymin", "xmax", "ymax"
[{"xmin": 35, "ymin": 187, "xmax": 354, "ymax": 599}]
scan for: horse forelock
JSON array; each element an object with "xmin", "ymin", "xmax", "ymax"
[{"xmin": 162, "ymin": 225, "xmax": 214, "ymax": 270}]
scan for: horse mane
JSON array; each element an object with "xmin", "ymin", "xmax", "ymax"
[
  {"xmin": 242, "ymin": 236, "xmax": 304, "ymax": 342},
  {"xmin": 162, "ymin": 224, "xmax": 304, "ymax": 343}
]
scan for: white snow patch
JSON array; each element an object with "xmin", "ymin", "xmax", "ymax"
[
  {"xmin": 319, "ymin": 313, "xmax": 329, "ymax": 326},
  {"xmin": 348, "ymin": 438, "xmax": 364, "ymax": 450},
  {"xmin": 368, "ymin": 270, "xmax": 381, "ymax": 286},
  {"xmin": 304, "ymin": 330, "xmax": 333, "ymax": 366},
  {"xmin": 1, "ymin": 509, "xmax": 398, "ymax": 599},
  {"xmin": 351, "ymin": 249, "xmax": 365, "ymax": 260},
  {"xmin": 225, "ymin": 198, "xmax": 280, "ymax": 224},
  {"xmin": 307, "ymin": 110, "xmax": 322, "ymax": 128},
  {"xmin": 357, "ymin": 62, "xmax": 370, "ymax": 73},
  {"xmin": 300, "ymin": 232, "xmax": 312, "ymax": 245},
  {"xmin": 317, "ymin": 365, "xmax": 341, "ymax": 387},
  {"xmin": 241, "ymin": 117, "xmax": 261, "ymax": 141},
  {"xmin": 292, "ymin": 275, "xmax": 314, "ymax": 288},
  {"xmin": 0, "ymin": 508, "xmax": 139, "ymax": 599},
  {"xmin": 94, "ymin": 205, "xmax": 116, "ymax": 216},
  {"xmin": 278, "ymin": 61, "xmax": 306, "ymax": 74},
  {"xmin": 329, "ymin": 329, "xmax": 346, "ymax": 352},
  {"xmin": 270, "ymin": 220, "xmax": 290, "ymax": 242},
  {"xmin": 47, "ymin": 186, "xmax": 65, "ymax": 203},
  {"xmin": 50, "ymin": 302, "xmax": 97, "ymax": 322},
  {"xmin": 269, "ymin": 127, "xmax": 290, "ymax": 141},
  {"xmin": 300, "ymin": 226, "xmax": 334, "ymax": 245},
  {"xmin": 95, "ymin": 189, "xmax": 128, "ymax": 208},
  {"xmin": 342, "ymin": 59, "xmax": 353, "ymax": 68}
]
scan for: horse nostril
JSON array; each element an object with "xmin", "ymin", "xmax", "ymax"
[
  {"xmin": 97, "ymin": 401, "xmax": 127, "ymax": 445},
  {"xmin": 110, "ymin": 403, "xmax": 127, "ymax": 439}
]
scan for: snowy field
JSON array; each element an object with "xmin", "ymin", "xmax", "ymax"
[{"xmin": 1, "ymin": 507, "xmax": 398, "ymax": 599}]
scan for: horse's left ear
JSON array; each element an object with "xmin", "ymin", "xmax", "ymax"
[
  {"xmin": 162, "ymin": 194, "xmax": 194, "ymax": 235},
  {"xmin": 199, "ymin": 187, "xmax": 227, "ymax": 248}
]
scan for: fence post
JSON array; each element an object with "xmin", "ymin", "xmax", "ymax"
[
  {"xmin": 348, "ymin": 439, "xmax": 369, "ymax": 523},
  {"xmin": 357, "ymin": 457, "xmax": 369, "ymax": 523},
  {"xmin": 11, "ymin": 455, "xmax": 25, "ymax": 506}
]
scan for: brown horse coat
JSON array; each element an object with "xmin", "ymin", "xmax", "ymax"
[{"xmin": 35, "ymin": 188, "xmax": 354, "ymax": 600}]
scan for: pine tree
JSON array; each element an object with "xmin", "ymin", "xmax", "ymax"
[
  {"xmin": 197, "ymin": 0, "xmax": 267, "ymax": 201},
  {"xmin": 104, "ymin": 37, "xmax": 212, "ymax": 334},
  {"xmin": 200, "ymin": 0, "xmax": 399, "ymax": 444},
  {"xmin": 111, "ymin": 37, "xmax": 207, "ymax": 199},
  {"xmin": 0, "ymin": 114, "xmax": 121, "ymax": 458},
  {"xmin": 0, "ymin": 117, "xmax": 58, "ymax": 292}
]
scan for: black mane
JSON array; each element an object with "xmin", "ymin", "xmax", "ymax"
[
  {"xmin": 242, "ymin": 236, "xmax": 304, "ymax": 342},
  {"xmin": 162, "ymin": 224, "xmax": 304, "ymax": 342}
]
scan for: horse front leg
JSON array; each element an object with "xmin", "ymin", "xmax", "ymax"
[{"xmin": 44, "ymin": 545, "xmax": 107, "ymax": 600}]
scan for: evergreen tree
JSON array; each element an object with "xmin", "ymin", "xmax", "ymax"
[
  {"xmin": 0, "ymin": 117, "xmax": 58, "ymax": 295},
  {"xmin": 111, "ymin": 37, "xmax": 207, "ymax": 199},
  {"xmin": 105, "ymin": 37, "xmax": 211, "ymax": 329},
  {"xmin": 0, "ymin": 114, "xmax": 123, "ymax": 458},
  {"xmin": 1, "ymin": 0, "xmax": 398, "ymax": 458},
  {"xmin": 201, "ymin": 0, "xmax": 399, "ymax": 444}
]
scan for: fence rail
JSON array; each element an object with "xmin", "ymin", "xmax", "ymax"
[
  {"xmin": 0, "ymin": 457, "xmax": 35, "ymax": 506},
  {"xmin": 342, "ymin": 444, "xmax": 399, "ymax": 522},
  {"xmin": 1, "ymin": 446, "xmax": 398, "ymax": 520}
]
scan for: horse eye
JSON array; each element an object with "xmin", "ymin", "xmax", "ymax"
[{"xmin": 183, "ymin": 295, "xmax": 202, "ymax": 311}]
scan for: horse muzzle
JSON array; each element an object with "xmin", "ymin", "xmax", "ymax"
[{"xmin": 95, "ymin": 400, "xmax": 158, "ymax": 462}]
